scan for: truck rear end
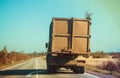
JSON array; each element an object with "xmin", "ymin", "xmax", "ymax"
[{"xmin": 46, "ymin": 17, "xmax": 91, "ymax": 73}]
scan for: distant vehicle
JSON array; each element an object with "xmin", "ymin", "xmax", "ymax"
[{"xmin": 46, "ymin": 17, "xmax": 91, "ymax": 74}]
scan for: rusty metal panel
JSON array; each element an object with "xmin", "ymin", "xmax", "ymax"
[
  {"xmin": 73, "ymin": 38, "xmax": 87, "ymax": 52},
  {"xmin": 50, "ymin": 18, "xmax": 90, "ymax": 54},
  {"xmin": 73, "ymin": 20, "xmax": 89, "ymax": 53},
  {"xmin": 73, "ymin": 21, "xmax": 88, "ymax": 35},
  {"xmin": 54, "ymin": 20, "xmax": 69, "ymax": 34},
  {"xmin": 52, "ymin": 37, "xmax": 69, "ymax": 51},
  {"xmin": 52, "ymin": 19, "xmax": 70, "ymax": 52}
]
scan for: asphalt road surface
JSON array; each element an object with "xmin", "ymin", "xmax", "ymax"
[{"xmin": 0, "ymin": 57, "xmax": 117, "ymax": 78}]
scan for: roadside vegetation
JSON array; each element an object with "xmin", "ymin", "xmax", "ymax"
[
  {"xmin": 0, "ymin": 46, "xmax": 45, "ymax": 68},
  {"xmin": 90, "ymin": 51, "xmax": 108, "ymax": 58},
  {"xmin": 87, "ymin": 51, "xmax": 120, "ymax": 77}
]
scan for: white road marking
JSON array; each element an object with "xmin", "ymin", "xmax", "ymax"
[
  {"xmin": 35, "ymin": 58, "xmax": 39, "ymax": 78},
  {"xmin": 26, "ymin": 58, "xmax": 40, "ymax": 78},
  {"xmin": 26, "ymin": 71, "xmax": 36, "ymax": 77},
  {"xmin": 85, "ymin": 73, "xmax": 100, "ymax": 78}
]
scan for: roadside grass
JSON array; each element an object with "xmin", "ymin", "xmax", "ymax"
[
  {"xmin": 85, "ymin": 64, "xmax": 120, "ymax": 77},
  {"xmin": 0, "ymin": 60, "xmax": 26, "ymax": 70},
  {"xmin": 0, "ymin": 57, "xmax": 37, "ymax": 70}
]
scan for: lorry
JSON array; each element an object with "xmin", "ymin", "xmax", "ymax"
[{"xmin": 46, "ymin": 17, "xmax": 91, "ymax": 74}]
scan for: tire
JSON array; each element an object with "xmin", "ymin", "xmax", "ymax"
[
  {"xmin": 73, "ymin": 69, "xmax": 78, "ymax": 73},
  {"xmin": 79, "ymin": 66, "xmax": 85, "ymax": 74},
  {"xmin": 47, "ymin": 64, "xmax": 57, "ymax": 73},
  {"xmin": 72, "ymin": 66, "xmax": 85, "ymax": 74},
  {"xmin": 73, "ymin": 67, "xmax": 80, "ymax": 73}
]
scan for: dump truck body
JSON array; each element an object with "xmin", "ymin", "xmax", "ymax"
[{"xmin": 46, "ymin": 17, "xmax": 91, "ymax": 73}]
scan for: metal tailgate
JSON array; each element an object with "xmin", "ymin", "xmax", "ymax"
[{"xmin": 51, "ymin": 18, "xmax": 90, "ymax": 54}]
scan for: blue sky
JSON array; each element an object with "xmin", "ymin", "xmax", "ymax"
[{"xmin": 0, "ymin": 0, "xmax": 120, "ymax": 53}]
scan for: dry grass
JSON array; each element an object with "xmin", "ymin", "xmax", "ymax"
[
  {"xmin": 0, "ymin": 60, "xmax": 26, "ymax": 69},
  {"xmin": 86, "ymin": 64, "xmax": 110, "ymax": 74},
  {"xmin": 100, "ymin": 61, "xmax": 118, "ymax": 71},
  {"xmin": 85, "ymin": 57, "xmax": 120, "ymax": 77},
  {"xmin": 86, "ymin": 64, "xmax": 120, "ymax": 77},
  {"xmin": 86, "ymin": 57, "xmax": 115, "ymax": 66}
]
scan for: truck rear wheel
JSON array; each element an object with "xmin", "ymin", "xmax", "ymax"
[
  {"xmin": 47, "ymin": 65, "xmax": 57, "ymax": 73},
  {"xmin": 79, "ymin": 66, "xmax": 85, "ymax": 74},
  {"xmin": 73, "ymin": 66, "xmax": 85, "ymax": 74}
]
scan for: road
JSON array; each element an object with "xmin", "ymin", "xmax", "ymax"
[{"xmin": 0, "ymin": 57, "xmax": 117, "ymax": 78}]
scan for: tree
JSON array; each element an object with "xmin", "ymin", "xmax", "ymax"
[
  {"xmin": 2, "ymin": 46, "xmax": 8, "ymax": 64},
  {"xmin": 85, "ymin": 12, "xmax": 92, "ymax": 20}
]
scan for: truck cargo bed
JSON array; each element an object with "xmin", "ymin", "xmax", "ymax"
[{"xmin": 49, "ymin": 17, "xmax": 91, "ymax": 54}]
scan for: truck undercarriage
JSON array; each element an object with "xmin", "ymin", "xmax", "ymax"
[{"xmin": 46, "ymin": 53, "xmax": 88, "ymax": 73}]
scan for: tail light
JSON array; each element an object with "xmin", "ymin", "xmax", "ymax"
[{"xmin": 50, "ymin": 59, "xmax": 55, "ymax": 63}]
